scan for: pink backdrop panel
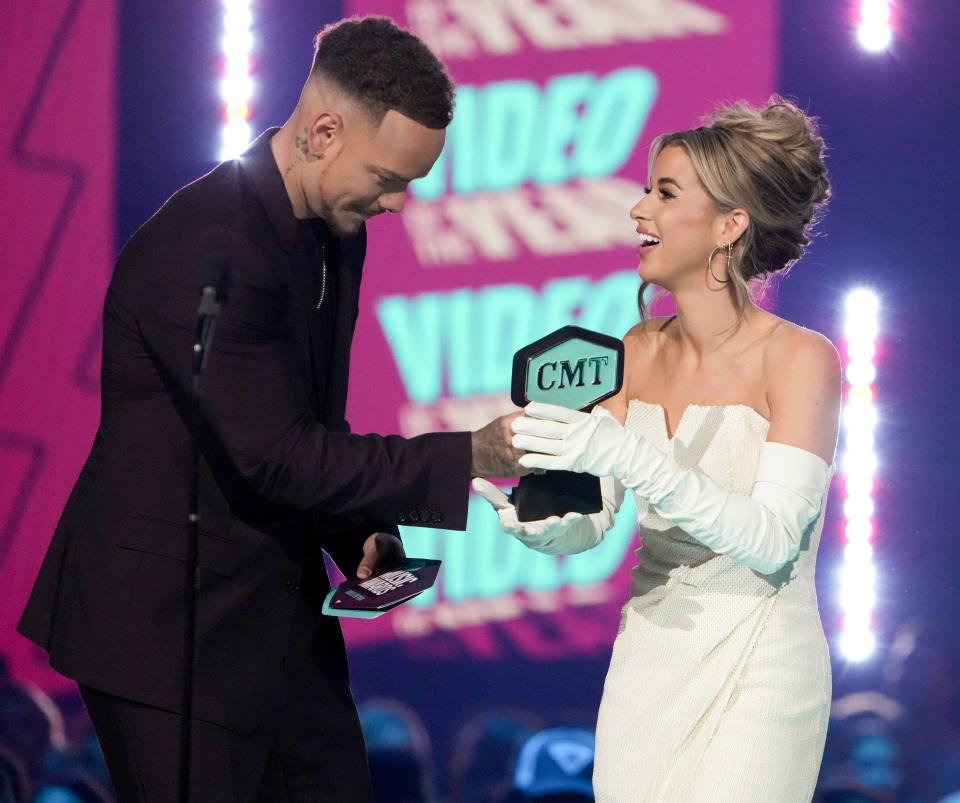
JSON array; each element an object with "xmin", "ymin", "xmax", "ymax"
[
  {"xmin": 0, "ymin": 0, "xmax": 116, "ymax": 689},
  {"xmin": 336, "ymin": 1, "xmax": 778, "ymax": 656},
  {"xmin": 345, "ymin": 0, "xmax": 777, "ymax": 436}
]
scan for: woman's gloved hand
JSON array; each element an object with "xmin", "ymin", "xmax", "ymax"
[{"xmin": 472, "ymin": 476, "xmax": 622, "ymax": 556}]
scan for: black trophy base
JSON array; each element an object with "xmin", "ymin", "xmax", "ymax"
[{"xmin": 512, "ymin": 471, "xmax": 602, "ymax": 522}]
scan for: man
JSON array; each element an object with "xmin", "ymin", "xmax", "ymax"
[{"xmin": 18, "ymin": 16, "xmax": 520, "ymax": 802}]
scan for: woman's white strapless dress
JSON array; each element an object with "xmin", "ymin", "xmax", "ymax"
[{"xmin": 592, "ymin": 400, "xmax": 832, "ymax": 802}]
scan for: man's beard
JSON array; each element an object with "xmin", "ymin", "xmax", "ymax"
[
  {"xmin": 322, "ymin": 199, "xmax": 375, "ymax": 237},
  {"xmin": 327, "ymin": 216, "xmax": 358, "ymax": 237}
]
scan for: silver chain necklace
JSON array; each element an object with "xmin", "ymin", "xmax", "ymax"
[{"xmin": 316, "ymin": 242, "xmax": 327, "ymax": 309}]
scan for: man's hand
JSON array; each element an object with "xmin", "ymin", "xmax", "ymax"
[
  {"xmin": 471, "ymin": 411, "xmax": 529, "ymax": 478},
  {"xmin": 356, "ymin": 532, "xmax": 406, "ymax": 580}
]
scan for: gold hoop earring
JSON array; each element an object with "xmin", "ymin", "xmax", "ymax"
[{"xmin": 707, "ymin": 243, "xmax": 732, "ymax": 284}]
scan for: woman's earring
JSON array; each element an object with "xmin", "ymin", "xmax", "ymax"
[{"xmin": 707, "ymin": 244, "xmax": 731, "ymax": 284}]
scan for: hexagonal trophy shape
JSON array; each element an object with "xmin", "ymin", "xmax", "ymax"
[
  {"xmin": 511, "ymin": 325, "xmax": 624, "ymax": 411},
  {"xmin": 509, "ymin": 326, "xmax": 624, "ymax": 521}
]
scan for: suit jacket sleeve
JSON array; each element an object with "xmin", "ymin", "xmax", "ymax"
[{"xmin": 111, "ymin": 221, "xmax": 472, "ymax": 529}]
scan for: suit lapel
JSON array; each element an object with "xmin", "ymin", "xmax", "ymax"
[
  {"xmin": 287, "ymin": 235, "xmax": 327, "ymax": 417},
  {"xmin": 323, "ymin": 235, "xmax": 360, "ymax": 427},
  {"xmin": 236, "ymin": 131, "xmax": 319, "ymax": 416},
  {"xmin": 237, "ymin": 130, "xmax": 363, "ymax": 427}
]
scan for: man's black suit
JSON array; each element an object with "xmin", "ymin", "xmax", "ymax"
[{"xmin": 18, "ymin": 130, "xmax": 472, "ymax": 799}]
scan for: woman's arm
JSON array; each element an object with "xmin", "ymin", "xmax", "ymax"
[
  {"xmin": 765, "ymin": 326, "xmax": 842, "ymax": 465},
  {"xmin": 511, "ymin": 328, "xmax": 841, "ymax": 574}
]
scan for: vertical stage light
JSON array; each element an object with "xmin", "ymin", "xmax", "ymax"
[
  {"xmin": 838, "ymin": 289, "xmax": 880, "ymax": 662},
  {"xmin": 856, "ymin": 0, "xmax": 894, "ymax": 52},
  {"xmin": 220, "ymin": 0, "xmax": 254, "ymax": 160}
]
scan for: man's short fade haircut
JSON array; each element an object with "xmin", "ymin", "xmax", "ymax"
[{"xmin": 311, "ymin": 16, "xmax": 455, "ymax": 129}]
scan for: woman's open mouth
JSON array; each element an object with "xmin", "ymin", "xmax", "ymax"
[{"xmin": 637, "ymin": 232, "xmax": 661, "ymax": 252}]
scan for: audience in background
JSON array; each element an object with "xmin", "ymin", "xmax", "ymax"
[
  {"xmin": 360, "ymin": 699, "xmax": 436, "ymax": 803},
  {"xmin": 811, "ymin": 617, "xmax": 960, "ymax": 803},
  {"xmin": 882, "ymin": 619, "xmax": 960, "ymax": 802},
  {"xmin": 0, "ymin": 745, "xmax": 29, "ymax": 803},
  {"xmin": 0, "ymin": 659, "xmax": 61, "ymax": 793},
  {"xmin": 3, "ymin": 615, "xmax": 960, "ymax": 802},
  {"xmin": 815, "ymin": 691, "xmax": 910, "ymax": 802},
  {"xmin": 31, "ymin": 775, "xmax": 111, "ymax": 803},
  {"xmin": 506, "ymin": 726, "xmax": 595, "ymax": 803},
  {"xmin": 448, "ymin": 709, "xmax": 544, "ymax": 803},
  {"xmin": 0, "ymin": 659, "xmax": 110, "ymax": 803}
]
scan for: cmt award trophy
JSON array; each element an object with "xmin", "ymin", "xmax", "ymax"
[{"xmin": 510, "ymin": 325, "xmax": 624, "ymax": 522}]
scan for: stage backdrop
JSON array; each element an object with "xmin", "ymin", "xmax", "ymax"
[
  {"xmin": 0, "ymin": 0, "xmax": 777, "ymax": 692},
  {"xmin": 340, "ymin": 0, "xmax": 777, "ymax": 662},
  {"xmin": 0, "ymin": 0, "xmax": 116, "ymax": 691}
]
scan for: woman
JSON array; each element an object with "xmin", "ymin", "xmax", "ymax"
[{"xmin": 474, "ymin": 97, "xmax": 839, "ymax": 801}]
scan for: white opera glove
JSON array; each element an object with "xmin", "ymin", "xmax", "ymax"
[
  {"xmin": 512, "ymin": 402, "xmax": 832, "ymax": 574},
  {"xmin": 471, "ymin": 476, "xmax": 624, "ymax": 556}
]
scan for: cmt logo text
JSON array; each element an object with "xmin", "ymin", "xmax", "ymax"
[{"xmin": 536, "ymin": 356, "xmax": 609, "ymax": 390}]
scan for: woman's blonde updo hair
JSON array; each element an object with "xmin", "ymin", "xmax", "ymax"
[{"xmin": 643, "ymin": 95, "xmax": 830, "ymax": 315}]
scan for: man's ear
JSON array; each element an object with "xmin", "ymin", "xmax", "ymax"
[{"xmin": 307, "ymin": 111, "xmax": 343, "ymax": 159}]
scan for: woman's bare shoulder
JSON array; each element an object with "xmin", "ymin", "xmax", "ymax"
[
  {"xmin": 762, "ymin": 315, "xmax": 840, "ymax": 382},
  {"xmin": 623, "ymin": 316, "xmax": 674, "ymax": 353},
  {"xmin": 617, "ymin": 318, "xmax": 672, "ymax": 408},
  {"xmin": 761, "ymin": 313, "xmax": 842, "ymax": 462}
]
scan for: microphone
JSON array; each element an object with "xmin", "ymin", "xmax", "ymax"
[
  {"xmin": 183, "ymin": 251, "xmax": 232, "ymax": 803},
  {"xmin": 197, "ymin": 252, "xmax": 233, "ymax": 318},
  {"xmin": 194, "ymin": 253, "xmax": 233, "ymax": 378}
]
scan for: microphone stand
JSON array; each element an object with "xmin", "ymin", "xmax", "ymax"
[{"xmin": 179, "ymin": 287, "xmax": 220, "ymax": 803}]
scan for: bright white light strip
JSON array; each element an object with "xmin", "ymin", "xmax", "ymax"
[
  {"xmin": 857, "ymin": 0, "xmax": 893, "ymax": 53},
  {"xmin": 839, "ymin": 288, "xmax": 880, "ymax": 662},
  {"xmin": 219, "ymin": 0, "xmax": 254, "ymax": 161},
  {"xmin": 840, "ymin": 629, "xmax": 877, "ymax": 663}
]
